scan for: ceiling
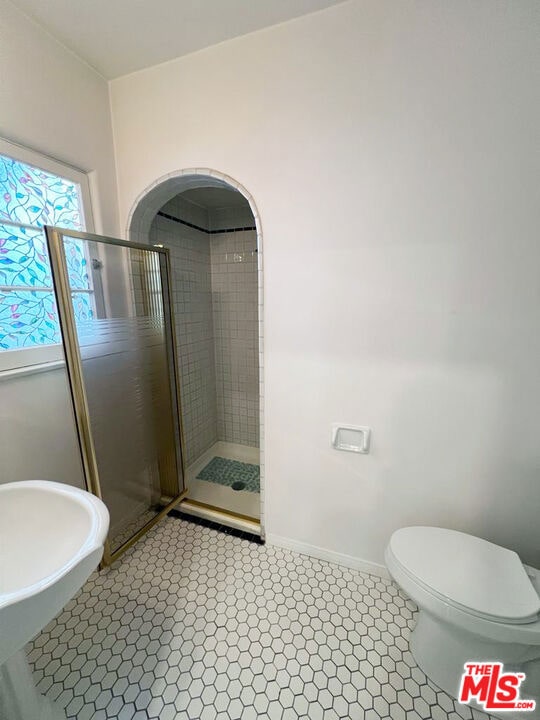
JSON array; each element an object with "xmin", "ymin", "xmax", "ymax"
[
  {"xmin": 181, "ymin": 187, "xmax": 249, "ymax": 210},
  {"xmin": 11, "ymin": 0, "xmax": 345, "ymax": 79}
]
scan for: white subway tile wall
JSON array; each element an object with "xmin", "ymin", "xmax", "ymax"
[
  {"xmin": 211, "ymin": 230, "xmax": 259, "ymax": 449},
  {"xmin": 209, "ymin": 203, "xmax": 255, "ymax": 232},
  {"xmin": 149, "ymin": 194, "xmax": 259, "ymax": 467},
  {"xmin": 150, "ymin": 207, "xmax": 218, "ymax": 466}
]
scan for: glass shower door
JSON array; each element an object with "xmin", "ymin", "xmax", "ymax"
[{"xmin": 45, "ymin": 226, "xmax": 185, "ymax": 564}]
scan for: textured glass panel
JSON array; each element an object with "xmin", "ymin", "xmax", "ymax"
[
  {"xmin": 63, "ymin": 236, "xmax": 91, "ymax": 290},
  {"xmin": 0, "ymin": 223, "xmax": 52, "ymax": 287},
  {"xmin": 58, "ymin": 233, "xmax": 184, "ymax": 552},
  {"xmin": 71, "ymin": 292, "xmax": 94, "ymax": 323},
  {"xmin": 0, "ymin": 155, "xmax": 83, "ymax": 230},
  {"xmin": 0, "ymin": 289, "xmax": 60, "ymax": 349}
]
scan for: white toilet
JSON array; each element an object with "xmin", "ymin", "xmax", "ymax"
[{"xmin": 385, "ymin": 527, "xmax": 540, "ymax": 719}]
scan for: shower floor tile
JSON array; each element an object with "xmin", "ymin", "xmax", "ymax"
[
  {"xmin": 185, "ymin": 441, "xmax": 261, "ymax": 520},
  {"xmin": 28, "ymin": 516, "xmax": 495, "ymax": 720},
  {"xmin": 197, "ymin": 456, "xmax": 260, "ymax": 493}
]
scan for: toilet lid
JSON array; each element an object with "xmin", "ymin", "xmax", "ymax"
[{"xmin": 389, "ymin": 527, "xmax": 540, "ymax": 624}]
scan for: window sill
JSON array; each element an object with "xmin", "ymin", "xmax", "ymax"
[{"xmin": 0, "ymin": 359, "xmax": 65, "ymax": 382}]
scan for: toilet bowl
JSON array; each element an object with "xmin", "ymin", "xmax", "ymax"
[{"xmin": 385, "ymin": 527, "xmax": 540, "ymax": 719}]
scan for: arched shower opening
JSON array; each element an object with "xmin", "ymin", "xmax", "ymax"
[{"xmin": 127, "ymin": 170, "xmax": 265, "ymax": 536}]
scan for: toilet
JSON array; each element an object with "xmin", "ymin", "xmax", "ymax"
[{"xmin": 385, "ymin": 527, "xmax": 540, "ymax": 719}]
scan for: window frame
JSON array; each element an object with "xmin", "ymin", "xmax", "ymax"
[{"xmin": 0, "ymin": 137, "xmax": 95, "ymax": 371}]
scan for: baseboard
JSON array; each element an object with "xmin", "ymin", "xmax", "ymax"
[{"xmin": 266, "ymin": 534, "xmax": 390, "ymax": 580}]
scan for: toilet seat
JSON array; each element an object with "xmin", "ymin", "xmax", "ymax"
[{"xmin": 388, "ymin": 527, "xmax": 540, "ymax": 625}]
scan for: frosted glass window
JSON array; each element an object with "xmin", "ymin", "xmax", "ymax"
[{"xmin": 0, "ymin": 149, "xmax": 92, "ymax": 352}]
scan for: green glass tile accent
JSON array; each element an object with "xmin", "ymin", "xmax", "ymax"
[{"xmin": 197, "ymin": 456, "xmax": 260, "ymax": 493}]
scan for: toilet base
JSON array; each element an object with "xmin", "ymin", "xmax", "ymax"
[{"xmin": 411, "ymin": 611, "xmax": 539, "ymax": 720}]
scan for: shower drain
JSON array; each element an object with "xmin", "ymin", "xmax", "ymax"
[{"xmin": 231, "ymin": 481, "xmax": 246, "ymax": 491}]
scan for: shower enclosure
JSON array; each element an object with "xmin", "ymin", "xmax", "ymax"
[
  {"xmin": 41, "ymin": 180, "xmax": 262, "ymax": 559},
  {"xmin": 147, "ymin": 186, "xmax": 261, "ymax": 526},
  {"xmin": 45, "ymin": 226, "xmax": 186, "ymax": 564}
]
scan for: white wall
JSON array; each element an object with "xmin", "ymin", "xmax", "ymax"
[
  {"xmin": 110, "ymin": 0, "xmax": 540, "ymax": 567},
  {"xmin": 0, "ymin": 367, "xmax": 85, "ymax": 488},
  {"xmin": 0, "ymin": 0, "xmax": 119, "ymax": 235},
  {"xmin": 0, "ymin": 0, "xmax": 119, "ymax": 487}
]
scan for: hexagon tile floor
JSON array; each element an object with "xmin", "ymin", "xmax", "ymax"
[{"xmin": 28, "ymin": 516, "xmax": 494, "ymax": 720}]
